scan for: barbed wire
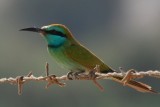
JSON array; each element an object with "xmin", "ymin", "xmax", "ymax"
[{"xmin": 0, "ymin": 63, "xmax": 160, "ymax": 95}]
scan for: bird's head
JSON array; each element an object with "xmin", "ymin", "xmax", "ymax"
[{"xmin": 20, "ymin": 24, "xmax": 74, "ymax": 47}]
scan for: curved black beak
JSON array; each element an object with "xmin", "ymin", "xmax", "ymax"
[{"xmin": 20, "ymin": 27, "xmax": 44, "ymax": 33}]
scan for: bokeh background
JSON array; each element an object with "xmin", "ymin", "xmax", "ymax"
[{"xmin": 0, "ymin": 0, "xmax": 160, "ymax": 107}]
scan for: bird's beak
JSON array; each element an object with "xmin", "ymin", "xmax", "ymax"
[{"xmin": 20, "ymin": 27, "xmax": 44, "ymax": 33}]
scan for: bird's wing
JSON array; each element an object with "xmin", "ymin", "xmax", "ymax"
[{"xmin": 65, "ymin": 44, "xmax": 112, "ymax": 72}]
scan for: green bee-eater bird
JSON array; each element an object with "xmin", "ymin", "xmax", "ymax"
[{"xmin": 20, "ymin": 24, "xmax": 156, "ymax": 93}]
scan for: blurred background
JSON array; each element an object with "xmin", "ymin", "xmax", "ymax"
[{"xmin": 0, "ymin": 0, "xmax": 160, "ymax": 107}]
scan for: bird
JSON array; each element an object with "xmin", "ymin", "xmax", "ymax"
[{"xmin": 20, "ymin": 24, "xmax": 157, "ymax": 93}]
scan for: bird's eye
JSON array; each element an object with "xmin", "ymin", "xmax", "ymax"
[{"xmin": 45, "ymin": 29, "xmax": 66, "ymax": 37}]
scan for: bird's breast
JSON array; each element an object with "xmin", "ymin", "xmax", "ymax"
[{"xmin": 47, "ymin": 45, "xmax": 85, "ymax": 71}]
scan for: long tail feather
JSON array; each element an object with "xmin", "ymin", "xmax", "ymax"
[{"xmin": 111, "ymin": 76, "xmax": 158, "ymax": 94}]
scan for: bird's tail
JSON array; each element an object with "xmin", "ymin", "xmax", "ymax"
[
  {"xmin": 100, "ymin": 64, "xmax": 157, "ymax": 93},
  {"xmin": 111, "ymin": 76, "xmax": 158, "ymax": 93}
]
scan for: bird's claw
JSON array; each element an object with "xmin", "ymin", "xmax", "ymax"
[
  {"xmin": 89, "ymin": 71, "xmax": 97, "ymax": 80},
  {"xmin": 67, "ymin": 71, "xmax": 85, "ymax": 80},
  {"xmin": 89, "ymin": 65, "xmax": 100, "ymax": 80},
  {"xmin": 67, "ymin": 71, "xmax": 74, "ymax": 80}
]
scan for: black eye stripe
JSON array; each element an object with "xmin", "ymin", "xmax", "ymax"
[{"xmin": 45, "ymin": 29, "xmax": 66, "ymax": 37}]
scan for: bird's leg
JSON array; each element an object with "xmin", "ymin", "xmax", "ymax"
[
  {"xmin": 89, "ymin": 65, "xmax": 100, "ymax": 79},
  {"xmin": 121, "ymin": 69, "xmax": 136, "ymax": 85},
  {"xmin": 67, "ymin": 70, "xmax": 85, "ymax": 80},
  {"xmin": 89, "ymin": 71, "xmax": 97, "ymax": 79},
  {"xmin": 67, "ymin": 71, "xmax": 74, "ymax": 80}
]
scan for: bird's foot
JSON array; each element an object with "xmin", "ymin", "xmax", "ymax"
[
  {"xmin": 89, "ymin": 71, "xmax": 97, "ymax": 80},
  {"xmin": 88, "ymin": 65, "xmax": 100, "ymax": 80},
  {"xmin": 67, "ymin": 71, "xmax": 74, "ymax": 80},
  {"xmin": 121, "ymin": 69, "xmax": 136, "ymax": 85},
  {"xmin": 67, "ymin": 71, "xmax": 85, "ymax": 80}
]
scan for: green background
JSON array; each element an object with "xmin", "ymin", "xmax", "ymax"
[{"xmin": 0, "ymin": 0, "xmax": 160, "ymax": 107}]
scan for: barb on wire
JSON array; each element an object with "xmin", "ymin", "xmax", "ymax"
[{"xmin": 0, "ymin": 63, "xmax": 160, "ymax": 95}]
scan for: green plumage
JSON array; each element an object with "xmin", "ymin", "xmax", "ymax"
[
  {"xmin": 41, "ymin": 24, "xmax": 114, "ymax": 73},
  {"xmin": 48, "ymin": 40, "xmax": 113, "ymax": 73}
]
